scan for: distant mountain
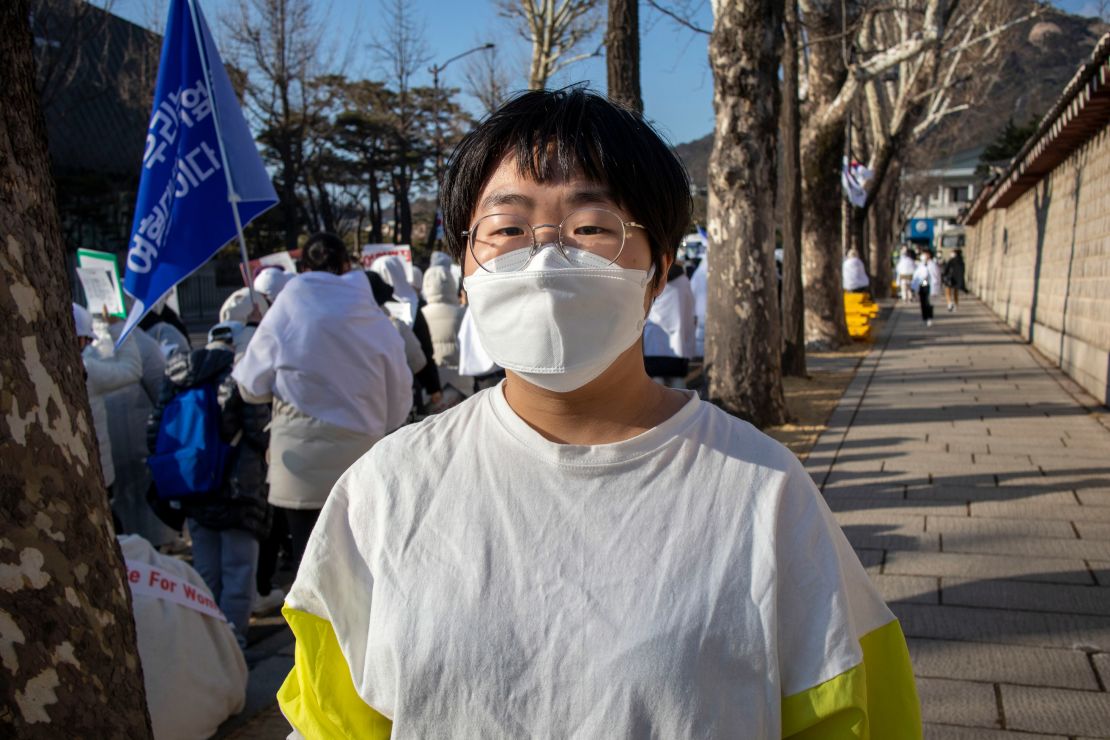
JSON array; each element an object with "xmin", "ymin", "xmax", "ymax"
[
  {"xmin": 921, "ymin": 5, "xmax": 1107, "ymax": 160},
  {"xmin": 671, "ymin": 4, "xmax": 1107, "ymax": 186},
  {"xmin": 673, "ymin": 133, "xmax": 712, "ymax": 189}
]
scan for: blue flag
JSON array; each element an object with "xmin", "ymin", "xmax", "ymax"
[{"xmin": 120, "ymin": 0, "xmax": 277, "ymax": 344}]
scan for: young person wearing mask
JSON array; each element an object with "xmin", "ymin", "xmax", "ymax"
[
  {"xmin": 232, "ymin": 233, "xmax": 412, "ymax": 567},
  {"xmin": 278, "ymin": 89, "xmax": 920, "ymax": 738}
]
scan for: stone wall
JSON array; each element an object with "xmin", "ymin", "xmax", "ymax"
[{"xmin": 965, "ymin": 126, "xmax": 1110, "ymax": 405}]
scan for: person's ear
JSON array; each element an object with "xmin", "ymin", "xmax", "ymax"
[{"xmin": 653, "ymin": 251, "xmax": 675, "ymax": 298}]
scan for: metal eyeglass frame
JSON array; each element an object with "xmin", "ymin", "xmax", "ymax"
[{"xmin": 461, "ymin": 207, "xmax": 646, "ymax": 273}]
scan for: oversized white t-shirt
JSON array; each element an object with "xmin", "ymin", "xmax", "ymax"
[{"xmin": 282, "ymin": 384, "xmax": 906, "ymax": 738}]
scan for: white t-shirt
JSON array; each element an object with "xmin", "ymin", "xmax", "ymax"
[{"xmin": 287, "ymin": 385, "xmax": 894, "ymax": 738}]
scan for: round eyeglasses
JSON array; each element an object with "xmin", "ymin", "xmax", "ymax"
[{"xmin": 462, "ymin": 207, "xmax": 645, "ymax": 273}]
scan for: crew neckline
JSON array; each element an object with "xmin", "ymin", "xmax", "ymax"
[{"xmin": 486, "ymin": 381, "xmax": 703, "ymax": 467}]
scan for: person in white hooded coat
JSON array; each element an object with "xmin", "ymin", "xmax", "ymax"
[
  {"xmin": 233, "ymin": 233, "xmax": 412, "ymax": 566},
  {"xmin": 105, "ymin": 323, "xmax": 177, "ymax": 546},
  {"xmin": 74, "ymin": 304, "xmax": 142, "ymax": 491},
  {"xmin": 420, "ymin": 265, "xmax": 470, "ymax": 393}
]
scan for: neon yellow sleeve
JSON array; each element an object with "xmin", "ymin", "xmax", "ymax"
[
  {"xmin": 277, "ymin": 606, "xmax": 393, "ymax": 739},
  {"xmin": 781, "ymin": 619, "xmax": 921, "ymax": 740}
]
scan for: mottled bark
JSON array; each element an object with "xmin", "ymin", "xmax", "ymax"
[
  {"xmin": 780, "ymin": 0, "xmax": 805, "ymax": 377},
  {"xmin": 606, "ymin": 0, "xmax": 642, "ymax": 114},
  {"xmin": 799, "ymin": 0, "xmax": 852, "ymax": 348},
  {"xmin": 0, "ymin": 3, "xmax": 152, "ymax": 737},
  {"xmin": 706, "ymin": 0, "xmax": 787, "ymax": 428}
]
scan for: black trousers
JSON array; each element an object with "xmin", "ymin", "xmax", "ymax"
[
  {"xmin": 919, "ymin": 285, "xmax": 934, "ymax": 322},
  {"xmin": 281, "ymin": 507, "xmax": 321, "ymax": 568},
  {"xmin": 256, "ymin": 507, "xmax": 288, "ymax": 596}
]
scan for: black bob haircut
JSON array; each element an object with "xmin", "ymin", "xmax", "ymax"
[{"xmin": 441, "ymin": 87, "xmax": 692, "ymax": 284}]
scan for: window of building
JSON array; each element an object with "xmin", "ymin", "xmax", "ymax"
[{"xmin": 949, "ymin": 185, "xmax": 971, "ymax": 203}]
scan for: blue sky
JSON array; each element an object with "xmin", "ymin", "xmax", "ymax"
[{"xmin": 106, "ymin": 0, "xmax": 1095, "ymax": 147}]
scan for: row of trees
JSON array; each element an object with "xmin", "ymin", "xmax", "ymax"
[{"xmin": 700, "ymin": 0, "xmax": 1038, "ymax": 427}]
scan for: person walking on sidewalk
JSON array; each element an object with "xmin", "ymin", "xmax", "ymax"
[
  {"xmin": 912, "ymin": 248, "xmax": 944, "ymax": 327},
  {"xmin": 276, "ymin": 88, "xmax": 920, "ymax": 739},
  {"xmin": 942, "ymin": 247, "xmax": 966, "ymax": 312},
  {"xmin": 896, "ymin": 246, "xmax": 917, "ymax": 302}
]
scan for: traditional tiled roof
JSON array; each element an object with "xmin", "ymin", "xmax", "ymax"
[{"xmin": 963, "ymin": 33, "xmax": 1110, "ymax": 225}]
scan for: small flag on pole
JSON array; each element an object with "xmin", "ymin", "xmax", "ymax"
[
  {"xmin": 119, "ymin": 0, "xmax": 277, "ymax": 345},
  {"xmin": 841, "ymin": 157, "xmax": 873, "ymax": 209}
]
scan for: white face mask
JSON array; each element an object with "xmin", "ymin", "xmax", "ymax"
[{"xmin": 464, "ymin": 245, "xmax": 654, "ymax": 393}]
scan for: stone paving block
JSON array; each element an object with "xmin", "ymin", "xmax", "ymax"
[
  {"xmin": 1093, "ymin": 652, "xmax": 1110, "ymax": 690},
  {"xmin": 908, "ymin": 485, "xmax": 1049, "ymax": 503},
  {"xmin": 908, "ymin": 638, "xmax": 1098, "ymax": 690},
  {"xmin": 823, "ymin": 469, "xmax": 932, "ymax": 488},
  {"xmin": 1000, "ymin": 685, "xmax": 1110, "ymax": 737},
  {"xmin": 916, "ymin": 677, "xmax": 1000, "ymax": 728},
  {"xmin": 973, "ymin": 501, "xmax": 1110, "ymax": 523},
  {"xmin": 924, "ymin": 725, "xmax": 1064, "ymax": 740},
  {"xmin": 941, "ymin": 578, "xmax": 1110, "ymax": 617},
  {"xmin": 846, "ymin": 528, "xmax": 940, "ymax": 552},
  {"xmin": 885, "ymin": 550, "xmax": 1093, "ymax": 584},
  {"xmin": 927, "ymin": 514, "xmax": 1076, "ymax": 538},
  {"xmin": 932, "ymin": 472, "xmax": 1006, "ymax": 488},
  {"xmin": 1076, "ymin": 520, "xmax": 1110, "ymax": 539},
  {"xmin": 1092, "ymin": 562, "xmax": 1110, "ymax": 587},
  {"xmin": 833, "ymin": 511, "xmax": 925, "ymax": 530},
  {"xmin": 871, "ymin": 574, "xmax": 938, "ymax": 604},
  {"xmin": 1031, "ymin": 450, "xmax": 1110, "ymax": 466},
  {"xmin": 1077, "ymin": 490, "xmax": 1110, "ymax": 507},
  {"xmin": 892, "ymin": 603, "xmax": 1110, "ymax": 650},
  {"xmin": 941, "ymin": 533, "xmax": 1110, "ymax": 561},
  {"xmin": 821, "ymin": 480, "xmax": 908, "ymax": 496},
  {"xmin": 825, "ymin": 497, "xmax": 970, "ymax": 518},
  {"xmin": 882, "ymin": 454, "xmax": 977, "ymax": 472}
]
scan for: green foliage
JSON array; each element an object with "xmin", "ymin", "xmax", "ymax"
[{"xmin": 976, "ymin": 115, "xmax": 1041, "ymax": 175}]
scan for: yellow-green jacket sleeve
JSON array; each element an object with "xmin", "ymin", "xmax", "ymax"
[
  {"xmin": 782, "ymin": 619, "xmax": 921, "ymax": 739},
  {"xmin": 277, "ymin": 606, "xmax": 393, "ymax": 739}
]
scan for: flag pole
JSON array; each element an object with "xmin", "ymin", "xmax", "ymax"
[{"xmin": 186, "ymin": 0, "xmax": 258, "ymax": 307}]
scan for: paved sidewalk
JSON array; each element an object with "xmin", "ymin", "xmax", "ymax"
[{"xmin": 806, "ymin": 297, "xmax": 1110, "ymax": 739}]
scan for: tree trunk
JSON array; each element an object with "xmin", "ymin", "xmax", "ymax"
[
  {"xmin": 799, "ymin": 0, "xmax": 851, "ymax": 349},
  {"xmin": 606, "ymin": 0, "xmax": 642, "ymax": 114},
  {"xmin": 0, "ymin": 3, "xmax": 153, "ymax": 735},
  {"xmin": 780, "ymin": 0, "xmax": 805, "ymax": 378},
  {"xmin": 868, "ymin": 160, "xmax": 900, "ymax": 297},
  {"xmin": 369, "ymin": 172, "xmax": 383, "ymax": 244},
  {"xmin": 705, "ymin": 0, "xmax": 787, "ymax": 429}
]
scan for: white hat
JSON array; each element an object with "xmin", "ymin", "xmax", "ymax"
[
  {"xmin": 409, "ymin": 265, "xmax": 424, "ymax": 293},
  {"xmin": 253, "ymin": 268, "xmax": 293, "ymax": 300},
  {"xmin": 219, "ymin": 287, "xmax": 269, "ymax": 324},
  {"xmin": 72, "ymin": 303, "xmax": 95, "ymax": 339}
]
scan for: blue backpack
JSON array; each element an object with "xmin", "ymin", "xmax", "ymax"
[{"xmin": 148, "ymin": 381, "xmax": 231, "ymax": 499}]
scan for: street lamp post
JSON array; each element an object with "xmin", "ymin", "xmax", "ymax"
[{"xmin": 428, "ymin": 43, "xmax": 494, "ymax": 246}]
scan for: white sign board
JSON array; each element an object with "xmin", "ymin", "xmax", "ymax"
[
  {"xmin": 257, "ymin": 250, "xmax": 298, "ymax": 274},
  {"xmin": 361, "ymin": 243, "xmax": 413, "ymax": 282},
  {"xmin": 76, "ymin": 248, "xmax": 126, "ymax": 318}
]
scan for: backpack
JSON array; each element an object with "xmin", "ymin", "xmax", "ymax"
[{"xmin": 148, "ymin": 380, "xmax": 231, "ymax": 499}]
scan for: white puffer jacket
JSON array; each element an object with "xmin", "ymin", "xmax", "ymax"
[
  {"xmin": 83, "ymin": 324, "xmax": 143, "ymax": 487},
  {"xmin": 420, "ymin": 266, "xmax": 464, "ymax": 367}
]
